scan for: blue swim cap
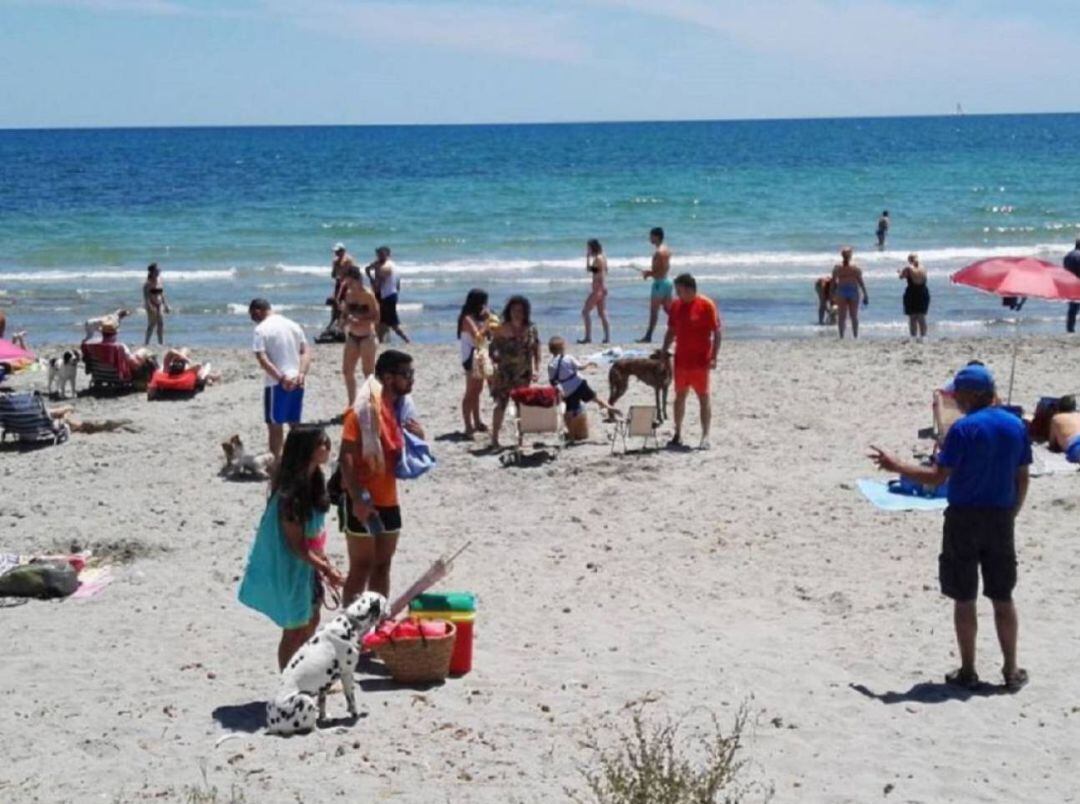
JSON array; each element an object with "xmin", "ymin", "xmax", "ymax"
[{"xmin": 953, "ymin": 364, "xmax": 995, "ymax": 392}]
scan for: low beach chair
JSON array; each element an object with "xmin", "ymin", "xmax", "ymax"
[
  {"xmin": 512, "ymin": 400, "xmax": 564, "ymax": 448},
  {"xmin": 611, "ymin": 405, "xmax": 661, "ymax": 454},
  {"xmin": 0, "ymin": 391, "xmax": 69, "ymax": 446},
  {"xmin": 81, "ymin": 341, "xmax": 135, "ymax": 395},
  {"xmin": 931, "ymin": 389, "xmax": 962, "ymax": 446}
]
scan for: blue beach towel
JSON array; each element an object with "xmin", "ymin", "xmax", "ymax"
[
  {"xmin": 237, "ymin": 494, "xmax": 324, "ymax": 629},
  {"xmin": 856, "ymin": 479, "xmax": 948, "ymax": 512}
]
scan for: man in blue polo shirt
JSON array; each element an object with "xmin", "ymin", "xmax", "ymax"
[{"xmin": 870, "ymin": 364, "xmax": 1031, "ymax": 692}]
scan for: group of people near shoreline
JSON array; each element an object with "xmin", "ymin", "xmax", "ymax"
[{"xmin": 814, "ymin": 249, "xmax": 928, "ymax": 340}]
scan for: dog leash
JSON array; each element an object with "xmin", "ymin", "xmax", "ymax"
[{"xmin": 322, "ymin": 580, "xmax": 342, "ymax": 612}]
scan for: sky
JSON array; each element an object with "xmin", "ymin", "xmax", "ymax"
[{"xmin": 0, "ymin": 0, "xmax": 1077, "ymax": 128}]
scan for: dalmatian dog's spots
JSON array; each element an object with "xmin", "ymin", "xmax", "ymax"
[{"xmin": 265, "ymin": 592, "xmax": 386, "ymax": 736}]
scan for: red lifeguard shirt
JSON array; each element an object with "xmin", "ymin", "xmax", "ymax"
[{"xmin": 669, "ymin": 294, "xmax": 720, "ymax": 370}]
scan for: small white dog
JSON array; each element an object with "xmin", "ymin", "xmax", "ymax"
[
  {"xmin": 266, "ymin": 592, "xmax": 386, "ymax": 736},
  {"xmin": 221, "ymin": 434, "xmax": 274, "ymax": 480},
  {"xmin": 47, "ymin": 351, "xmax": 80, "ymax": 399}
]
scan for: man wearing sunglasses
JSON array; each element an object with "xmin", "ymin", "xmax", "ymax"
[{"xmin": 340, "ymin": 349, "xmax": 423, "ymax": 605}]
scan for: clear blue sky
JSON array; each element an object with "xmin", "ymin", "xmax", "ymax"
[{"xmin": 1, "ymin": 0, "xmax": 1076, "ymax": 128}]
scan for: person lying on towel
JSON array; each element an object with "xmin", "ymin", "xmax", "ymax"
[{"xmin": 1048, "ymin": 395, "xmax": 1080, "ymax": 464}]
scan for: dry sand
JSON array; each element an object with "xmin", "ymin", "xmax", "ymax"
[{"xmin": 1, "ymin": 333, "xmax": 1079, "ymax": 803}]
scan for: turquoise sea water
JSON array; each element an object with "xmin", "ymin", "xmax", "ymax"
[{"xmin": 2, "ymin": 115, "xmax": 1079, "ymax": 346}]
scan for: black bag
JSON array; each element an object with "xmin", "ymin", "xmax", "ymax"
[
  {"xmin": 327, "ymin": 464, "xmax": 344, "ymax": 506},
  {"xmin": 0, "ymin": 561, "xmax": 79, "ymax": 599}
]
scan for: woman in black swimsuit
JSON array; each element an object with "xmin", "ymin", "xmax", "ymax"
[
  {"xmin": 580, "ymin": 239, "xmax": 610, "ymax": 344},
  {"xmin": 143, "ymin": 262, "xmax": 169, "ymax": 346},
  {"xmin": 899, "ymin": 252, "xmax": 930, "ymax": 340}
]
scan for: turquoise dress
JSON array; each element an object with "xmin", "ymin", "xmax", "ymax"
[{"xmin": 238, "ymin": 494, "xmax": 326, "ymax": 629}]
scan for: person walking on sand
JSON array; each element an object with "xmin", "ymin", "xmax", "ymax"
[
  {"xmin": 249, "ymin": 298, "xmax": 312, "ymax": 464},
  {"xmin": 338, "ymin": 264, "xmax": 379, "ymax": 406},
  {"xmin": 1064, "ymin": 239, "xmax": 1080, "ymax": 333},
  {"xmin": 580, "ymin": 239, "xmax": 610, "ymax": 344},
  {"xmin": 238, "ymin": 426, "xmax": 343, "ymax": 670},
  {"xmin": 638, "ymin": 227, "xmax": 673, "ymax": 343},
  {"xmin": 870, "ymin": 364, "xmax": 1031, "ymax": 692},
  {"xmin": 662, "ymin": 273, "xmax": 721, "ymax": 450},
  {"xmin": 340, "ymin": 349, "xmax": 421, "ymax": 604},
  {"xmin": 899, "ymin": 252, "xmax": 930, "ymax": 340},
  {"xmin": 831, "ymin": 247, "xmax": 869, "ymax": 339},
  {"xmin": 876, "ymin": 210, "xmax": 890, "ymax": 249},
  {"xmin": 366, "ymin": 246, "xmax": 410, "ymax": 344},
  {"xmin": 143, "ymin": 263, "xmax": 169, "ymax": 346}
]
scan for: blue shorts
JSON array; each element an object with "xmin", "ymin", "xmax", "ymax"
[
  {"xmin": 264, "ymin": 384, "xmax": 304, "ymax": 425},
  {"xmin": 1066, "ymin": 434, "xmax": 1080, "ymax": 465},
  {"xmin": 650, "ymin": 277, "xmax": 674, "ymax": 302},
  {"xmin": 836, "ymin": 284, "xmax": 859, "ymax": 302}
]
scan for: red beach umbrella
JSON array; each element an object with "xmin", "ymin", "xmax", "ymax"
[
  {"xmin": 950, "ymin": 257, "xmax": 1080, "ymax": 301},
  {"xmin": 0, "ymin": 338, "xmax": 34, "ymax": 364},
  {"xmin": 950, "ymin": 256, "xmax": 1080, "ymax": 403}
]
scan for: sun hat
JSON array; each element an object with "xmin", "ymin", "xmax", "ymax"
[
  {"xmin": 333, "ymin": 243, "xmax": 346, "ymax": 253},
  {"xmin": 952, "ymin": 364, "xmax": 995, "ymax": 393},
  {"xmin": 100, "ymin": 315, "xmax": 120, "ymax": 335}
]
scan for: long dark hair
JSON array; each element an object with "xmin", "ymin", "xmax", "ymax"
[
  {"xmin": 587, "ymin": 239, "xmax": 602, "ymax": 256},
  {"xmin": 502, "ymin": 294, "xmax": 532, "ymax": 328},
  {"xmin": 273, "ymin": 426, "xmax": 330, "ymax": 524},
  {"xmin": 457, "ymin": 288, "xmax": 488, "ymax": 338}
]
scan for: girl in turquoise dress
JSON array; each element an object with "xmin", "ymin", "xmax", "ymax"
[{"xmin": 238, "ymin": 426, "xmax": 344, "ymax": 670}]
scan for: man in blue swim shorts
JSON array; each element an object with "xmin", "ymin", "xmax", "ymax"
[
  {"xmin": 638, "ymin": 227, "xmax": 673, "ymax": 342},
  {"xmin": 1049, "ymin": 395, "xmax": 1080, "ymax": 464},
  {"xmin": 250, "ymin": 298, "xmax": 312, "ymax": 464}
]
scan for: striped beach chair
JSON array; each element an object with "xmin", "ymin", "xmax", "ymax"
[
  {"xmin": 0, "ymin": 392, "xmax": 69, "ymax": 446},
  {"xmin": 81, "ymin": 340, "xmax": 135, "ymax": 394}
]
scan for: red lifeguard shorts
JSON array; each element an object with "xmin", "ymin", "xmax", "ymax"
[{"xmin": 674, "ymin": 366, "xmax": 710, "ymax": 395}]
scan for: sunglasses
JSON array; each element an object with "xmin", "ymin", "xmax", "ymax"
[{"xmin": 393, "ymin": 368, "xmax": 415, "ymax": 380}]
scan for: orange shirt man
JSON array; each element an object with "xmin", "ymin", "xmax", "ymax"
[{"xmin": 662, "ymin": 273, "xmax": 721, "ymax": 450}]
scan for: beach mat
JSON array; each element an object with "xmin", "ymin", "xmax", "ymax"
[
  {"xmin": 1031, "ymin": 446, "xmax": 1079, "ymax": 478},
  {"xmin": 857, "ymin": 479, "xmax": 948, "ymax": 512}
]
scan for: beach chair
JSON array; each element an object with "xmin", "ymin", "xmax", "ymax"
[
  {"xmin": 81, "ymin": 340, "xmax": 135, "ymax": 395},
  {"xmin": 929, "ymin": 389, "xmax": 962, "ymax": 446},
  {"xmin": 513, "ymin": 400, "xmax": 564, "ymax": 448},
  {"xmin": 611, "ymin": 405, "xmax": 661, "ymax": 454},
  {"xmin": 0, "ymin": 391, "xmax": 69, "ymax": 446}
]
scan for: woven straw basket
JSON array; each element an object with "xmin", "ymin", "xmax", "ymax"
[{"xmin": 374, "ymin": 620, "xmax": 457, "ymax": 684}]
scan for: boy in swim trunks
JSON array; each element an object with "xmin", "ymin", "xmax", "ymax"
[
  {"xmin": 662, "ymin": 273, "xmax": 721, "ymax": 450},
  {"xmin": 1048, "ymin": 395, "xmax": 1080, "ymax": 464},
  {"xmin": 546, "ymin": 336, "xmax": 620, "ymax": 436},
  {"xmin": 638, "ymin": 227, "xmax": 673, "ymax": 343}
]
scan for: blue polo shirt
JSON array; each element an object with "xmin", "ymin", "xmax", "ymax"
[{"xmin": 937, "ymin": 406, "xmax": 1031, "ymax": 509}]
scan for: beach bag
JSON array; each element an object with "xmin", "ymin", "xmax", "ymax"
[
  {"xmin": 0, "ymin": 561, "xmax": 79, "ymax": 599},
  {"xmin": 396, "ymin": 429, "xmax": 436, "ymax": 480}
]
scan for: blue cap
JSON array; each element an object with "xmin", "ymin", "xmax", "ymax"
[{"xmin": 952, "ymin": 364, "xmax": 995, "ymax": 392}]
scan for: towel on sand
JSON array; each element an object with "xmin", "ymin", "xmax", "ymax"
[
  {"xmin": 1030, "ymin": 445, "xmax": 1079, "ymax": 477},
  {"xmin": 857, "ymin": 479, "xmax": 948, "ymax": 512}
]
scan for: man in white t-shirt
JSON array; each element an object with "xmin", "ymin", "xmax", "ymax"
[{"xmin": 249, "ymin": 298, "xmax": 312, "ymax": 461}]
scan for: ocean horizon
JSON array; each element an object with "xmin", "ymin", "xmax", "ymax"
[{"xmin": 2, "ymin": 113, "xmax": 1079, "ymax": 347}]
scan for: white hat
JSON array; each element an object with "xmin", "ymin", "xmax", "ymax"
[{"xmin": 333, "ymin": 243, "xmax": 346, "ymax": 253}]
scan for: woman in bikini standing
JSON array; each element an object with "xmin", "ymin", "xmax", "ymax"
[
  {"xmin": 580, "ymin": 239, "xmax": 610, "ymax": 344},
  {"xmin": 457, "ymin": 288, "xmax": 493, "ymax": 437},
  {"xmin": 338, "ymin": 265, "xmax": 379, "ymax": 407},
  {"xmin": 899, "ymin": 252, "xmax": 930, "ymax": 340},
  {"xmin": 831, "ymin": 247, "xmax": 869, "ymax": 339},
  {"xmin": 143, "ymin": 263, "xmax": 169, "ymax": 346}
]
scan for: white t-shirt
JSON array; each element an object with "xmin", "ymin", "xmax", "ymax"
[
  {"xmin": 547, "ymin": 354, "xmax": 584, "ymax": 396},
  {"xmin": 253, "ymin": 314, "xmax": 307, "ymax": 387}
]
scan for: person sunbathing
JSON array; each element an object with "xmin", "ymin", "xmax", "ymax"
[
  {"xmin": 1048, "ymin": 395, "xmax": 1080, "ymax": 464},
  {"xmin": 162, "ymin": 347, "xmax": 221, "ymax": 385},
  {"xmin": 48, "ymin": 406, "xmax": 136, "ymax": 434}
]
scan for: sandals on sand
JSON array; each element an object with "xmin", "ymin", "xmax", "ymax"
[
  {"xmin": 945, "ymin": 668, "xmax": 980, "ymax": 689},
  {"xmin": 1002, "ymin": 668, "xmax": 1029, "ymax": 693}
]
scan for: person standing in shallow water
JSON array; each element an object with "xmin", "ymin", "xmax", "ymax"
[
  {"xmin": 876, "ymin": 210, "xmax": 890, "ymax": 249},
  {"xmin": 899, "ymin": 253, "xmax": 930, "ymax": 340},
  {"xmin": 1064, "ymin": 238, "xmax": 1080, "ymax": 333},
  {"xmin": 580, "ymin": 239, "xmax": 610, "ymax": 344},
  {"xmin": 143, "ymin": 263, "xmax": 169, "ymax": 346},
  {"xmin": 638, "ymin": 227, "xmax": 673, "ymax": 343},
  {"xmin": 870, "ymin": 364, "xmax": 1031, "ymax": 693},
  {"xmin": 831, "ymin": 247, "xmax": 869, "ymax": 339}
]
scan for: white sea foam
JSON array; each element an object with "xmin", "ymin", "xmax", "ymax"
[{"xmin": 0, "ymin": 269, "xmax": 237, "ymax": 283}]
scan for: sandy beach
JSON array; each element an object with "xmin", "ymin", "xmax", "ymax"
[{"xmin": 1, "ymin": 333, "xmax": 1079, "ymax": 803}]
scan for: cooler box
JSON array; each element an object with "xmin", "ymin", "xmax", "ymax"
[{"xmin": 409, "ymin": 592, "xmax": 476, "ymax": 676}]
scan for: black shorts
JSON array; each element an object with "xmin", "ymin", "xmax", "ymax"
[
  {"xmin": 939, "ymin": 506, "xmax": 1017, "ymax": 602},
  {"xmin": 342, "ymin": 498, "xmax": 402, "ymax": 537},
  {"xmin": 563, "ymin": 381, "xmax": 597, "ymax": 416},
  {"xmin": 379, "ymin": 295, "xmax": 400, "ymax": 328}
]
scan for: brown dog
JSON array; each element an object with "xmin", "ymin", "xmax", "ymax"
[{"xmin": 608, "ymin": 350, "xmax": 671, "ymax": 421}]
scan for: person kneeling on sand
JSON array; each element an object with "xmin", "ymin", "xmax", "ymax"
[
  {"xmin": 547, "ymin": 336, "xmax": 620, "ymax": 440},
  {"xmin": 1048, "ymin": 395, "xmax": 1080, "ymax": 464},
  {"xmin": 870, "ymin": 364, "xmax": 1031, "ymax": 692}
]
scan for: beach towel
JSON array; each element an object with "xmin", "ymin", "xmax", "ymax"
[
  {"xmin": 354, "ymin": 375, "xmax": 389, "ymax": 473},
  {"xmin": 237, "ymin": 494, "xmax": 324, "ymax": 629},
  {"xmin": 147, "ymin": 367, "xmax": 200, "ymax": 399},
  {"xmin": 71, "ymin": 566, "xmax": 114, "ymax": 599},
  {"xmin": 396, "ymin": 428, "xmax": 436, "ymax": 480},
  {"xmin": 585, "ymin": 347, "xmax": 649, "ymax": 365},
  {"xmin": 856, "ymin": 479, "xmax": 948, "ymax": 512},
  {"xmin": 1030, "ymin": 445, "xmax": 1079, "ymax": 477}
]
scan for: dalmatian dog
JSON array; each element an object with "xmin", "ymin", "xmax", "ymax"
[{"xmin": 266, "ymin": 591, "xmax": 386, "ymax": 736}]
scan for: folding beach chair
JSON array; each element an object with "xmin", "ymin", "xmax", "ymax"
[
  {"xmin": 513, "ymin": 400, "xmax": 564, "ymax": 448},
  {"xmin": 0, "ymin": 391, "xmax": 69, "ymax": 446},
  {"xmin": 611, "ymin": 405, "xmax": 661, "ymax": 454},
  {"xmin": 81, "ymin": 341, "xmax": 135, "ymax": 395}
]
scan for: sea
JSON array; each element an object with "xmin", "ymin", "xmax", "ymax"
[{"xmin": 2, "ymin": 115, "xmax": 1079, "ymax": 347}]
